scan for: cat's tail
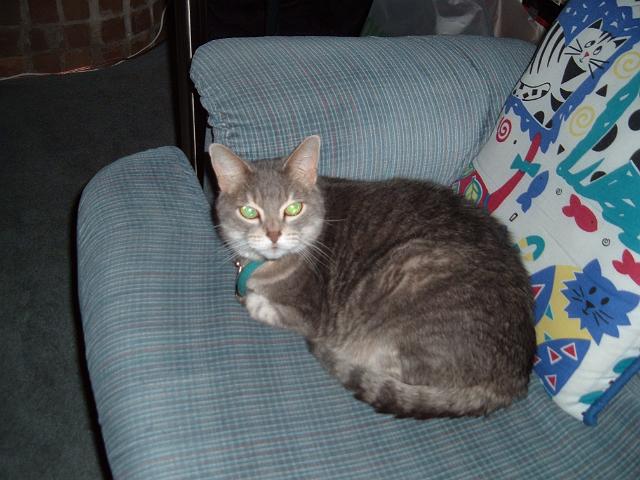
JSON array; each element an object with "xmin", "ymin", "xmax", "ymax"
[{"xmin": 336, "ymin": 364, "xmax": 523, "ymax": 419}]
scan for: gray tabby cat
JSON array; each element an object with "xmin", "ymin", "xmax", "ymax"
[{"xmin": 210, "ymin": 135, "xmax": 536, "ymax": 419}]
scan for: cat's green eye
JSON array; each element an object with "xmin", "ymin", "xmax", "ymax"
[
  {"xmin": 284, "ymin": 201, "xmax": 303, "ymax": 217},
  {"xmin": 239, "ymin": 205, "xmax": 259, "ymax": 220}
]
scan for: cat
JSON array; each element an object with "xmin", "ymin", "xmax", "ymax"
[
  {"xmin": 513, "ymin": 19, "xmax": 628, "ymax": 129},
  {"xmin": 563, "ymin": 259, "xmax": 638, "ymax": 345},
  {"xmin": 209, "ymin": 135, "xmax": 536, "ymax": 419}
]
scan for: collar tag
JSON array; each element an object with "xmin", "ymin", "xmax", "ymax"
[{"xmin": 235, "ymin": 259, "xmax": 265, "ymax": 298}]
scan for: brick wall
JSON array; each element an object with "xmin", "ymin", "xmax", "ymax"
[{"xmin": 0, "ymin": 0, "xmax": 167, "ymax": 77}]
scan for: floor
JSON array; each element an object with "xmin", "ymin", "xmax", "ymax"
[{"xmin": 0, "ymin": 42, "xmax": 177, "ymax": 479}]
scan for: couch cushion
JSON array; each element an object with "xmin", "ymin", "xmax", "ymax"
[
  {"xmin": 78, "ymin": 147, "xmax": 640, "ymax": 478},
  {"xmin": 453, "ymin": 0, "xmax": 640, "ymax": 424},
  {"xmin": 191, "ymin": 35, "xmax": 535, "ymax": 184}
]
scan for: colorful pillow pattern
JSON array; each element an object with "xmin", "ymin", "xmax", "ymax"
[{"xmin": 452, "ymin": 0, "xmax": 640, "ymax": 424}]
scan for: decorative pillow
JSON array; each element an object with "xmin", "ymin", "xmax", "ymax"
[{"xmin": 453, "ymin": 0, "xmax": 640, "ymax": 424}]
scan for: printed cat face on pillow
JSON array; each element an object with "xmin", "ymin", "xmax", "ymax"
[
  {"xmin": 209, "ymin": 136, "xmax": 325, "ymax": 261},
  {"xmin": 566, "ymin": 20, "xmax": 627, "ymax": 77},
  {"xmin": 563, "ymin": 260, "xmax": 638, "ymax": 345},
  {"xmin": 513, "ymin": 19, "xmax": 628, "ymax": 130}
]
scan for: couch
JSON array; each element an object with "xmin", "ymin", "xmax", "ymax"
[{"xmin": 77, "ymin": 30, "xmax": 640, "ymax": 479}]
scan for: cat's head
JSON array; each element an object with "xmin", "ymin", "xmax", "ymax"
[
  {"xmin": 566, "ymin": 20, "xmax": 628, "ymax": 76},
  {"xmin": 209, "ymin": 136, "xmax": 325, "ymax": 261},
  {"xmin": 563, "ymin": 260, "xmax": 637, "ymax": 345}
]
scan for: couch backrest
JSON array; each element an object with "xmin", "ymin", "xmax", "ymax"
[{"xmin": 191, "ymin": 35, "xmax": 535, "ymax": 184}]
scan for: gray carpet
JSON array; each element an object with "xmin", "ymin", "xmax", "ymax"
[{"xmin": 0, "ymin": 42, "xmax": 177, "ymax": 479}]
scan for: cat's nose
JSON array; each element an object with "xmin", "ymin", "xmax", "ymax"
[
  {"xmin": 585, "ymin": 300, "xmax": 595, "ymax": 311},
  {"xmin": 266, "ymin": 229, "xmax": 281, "ymax": 244}
]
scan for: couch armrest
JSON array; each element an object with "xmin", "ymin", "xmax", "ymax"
[
  {"xmin": 77, "ymin": 147, "xmax": 228, "ymax": 478},
  {"xmin": 191, "ymin": 35, "xmax": 535, "ymax": 184}
]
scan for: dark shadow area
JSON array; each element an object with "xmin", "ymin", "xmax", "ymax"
[
  {"xmin": 70, "ymin": 193, "xmax": 113, "ymax": 480},
  {"xmin": 0, "ymin": 42, "xmax": 176, "ymax": 479}
]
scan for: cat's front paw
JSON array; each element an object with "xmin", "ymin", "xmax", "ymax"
[{"xmin": 245, "ymin": 293, "xmax": 282, "ymax": 328}]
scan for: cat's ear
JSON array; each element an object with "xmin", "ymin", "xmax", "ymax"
[
  {"xmin": 613, "ymin": 36, "xmax": 628, "ymax": 48},
  {"xmin": 587, "ymin": 19, "xmax": 603, "ymax": 30},
  {"xmin": 284, "ymin": 135, "xmax": 320, "ymax": 188},
  {"xmin": 209, "ymin": 143, "xmax": 253, "ymax": 194}
]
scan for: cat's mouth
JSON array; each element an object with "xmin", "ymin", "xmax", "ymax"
[{"xmin": 260, "ymin": 245, "xmax": 289, "ymax": 260}]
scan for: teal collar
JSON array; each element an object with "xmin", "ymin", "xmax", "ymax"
[{"xmin": 235, "ymin": 260, "xmax": 265, "ymax": 297}]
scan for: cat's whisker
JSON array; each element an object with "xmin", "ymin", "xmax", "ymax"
[
  {"xmin": 296, "ymin": 241, "xmax": 332, "ymax": 274},
  {"xmin": 574, "ymin": 38, "xmax": 583, "ymax": 51},
  {"xmin": 299, "ymin": 246, "xmax": 325, "ymax": 270},
  {"xmin": 297, "ymin": 248, "xmax": 322, "ymax": 278},
  {"xmin": 599, "ymin": 310, "xmax": 613, "ymax": 319},
  {"xmin": 307, "ymin": 237, "xmax": 334, "ymax": 256},
  {"xmin": 219, "ymin": 238, "xmax": 252, "ymax": 263},
  {"xmin": 596, "ymin": 312, "xmax": 610, "ymax": 325},
  {"xmin": 220, "ymin": 249, "xmax": 242, "ymax": 264},
  {"xmin": 221, "ymin": 238, "xmax": 247, "ymax": 251},
  {"xmin": 301, "ymin": 239, "xmax": 335, "ymax": 268},
  {"xmin": 592, "ymin": 311, "xmax": 605, "ymax": 326},
  {"xmin": 309, "ymin": 250, "xmax": 332, "ymax": 271},
  {"xmin": 305, "ymin": 254, "xmax": 323, "ymax": 277},
  {"xmin": 565, "ymin": 43, "xmax": 582, "ymax": 54},
  {"xmin": 221, "ymin": 251, "xmax": 241, "ymax": 264},
  {"xmin": 323, "ymin": 217, "xmax": 347, "ymax": 224}
]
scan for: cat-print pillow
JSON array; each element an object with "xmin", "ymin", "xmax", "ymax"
[{"xmin": 452, "ymin": 0, "xmax": 640, "ymax": 424}]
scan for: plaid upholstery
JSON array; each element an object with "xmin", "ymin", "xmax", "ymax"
[
  {"xmin": 78, "ymin": 35, "xmax": 640, "ymax": 479},
  {"xmin": 78, "ymin": 147, "xmax": 640, "ymax": 480},
  {"xmin": 191, "ymin": 35, "xmax": 537, "ymax": 184}
]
